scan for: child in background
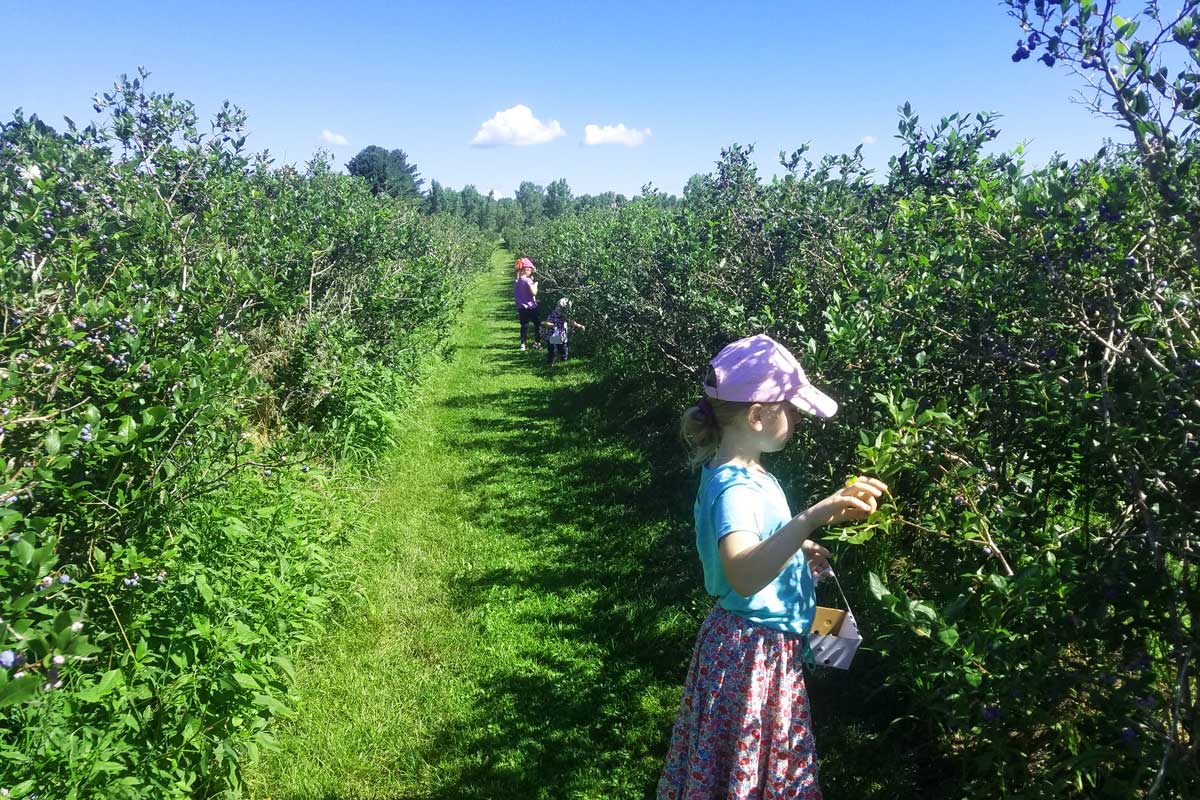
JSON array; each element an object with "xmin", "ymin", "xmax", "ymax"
[
  {"xmin": 542, "ymin": 297, "xmax": 585, "ymax": 366},
  {"xmin": 657, "ymin": 333, "xmax": 887, "ymax": 800},
  {"xmin": 513, "ymin": 259, "xmax": 540, "ymax": 351}
]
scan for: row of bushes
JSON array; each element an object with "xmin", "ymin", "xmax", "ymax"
[
  {"xmin": 0, "ymin": 72, "xmax": 495, "ymax": 797},
  {"xmin": 509, "ymin": 105, "xmax": 1198, "ymax": 796}
]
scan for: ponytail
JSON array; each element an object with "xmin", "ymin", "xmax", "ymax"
[{"xmin": 679, "ymin": 395, "xmax": 748, "ymax": 469}]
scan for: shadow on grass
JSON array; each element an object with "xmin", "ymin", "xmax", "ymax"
[{"xmin": 419, "ymin": 374, "xmax": 699, "ymax": 799}]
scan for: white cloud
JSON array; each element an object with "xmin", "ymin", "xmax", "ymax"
[
  {"xmin": 862, "ymin": 135, "xmax": 878, "ymax": 145},
  {"xmin": 320, "ymin": 129, "xmax": 350, "ymax": 146},
  {"xmin": 471, "ymin": 105, "xmax": 565, "ymax": 147},
  {"xmin": 583, "ymin": 123, "xmax": 651, "ymax": 147}
]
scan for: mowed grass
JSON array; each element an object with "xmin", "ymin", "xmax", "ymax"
[{"xmin": 245, "ymin": 250, "xmax": 705, "ymax": 799}]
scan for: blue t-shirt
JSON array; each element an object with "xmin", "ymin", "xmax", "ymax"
[{"xmin": 694, "ymin": 461, "xmax": 817, "ymax": 636}]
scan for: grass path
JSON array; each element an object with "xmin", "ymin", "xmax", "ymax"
[{"xmin": 246, "ymin": 249, "xmax": 704, "ymax": 799}]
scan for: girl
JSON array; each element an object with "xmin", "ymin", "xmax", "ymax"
[
  {"xmin": 542, "ymin": 297, "xmax": 586, "ymax": 366},
  {"xmin": 512, "ymin": 259, "xmax": 540, "ymax": 351},
  {"xmin": 657, "ymin": 333, "xmax": 887, "ymax": 800}
]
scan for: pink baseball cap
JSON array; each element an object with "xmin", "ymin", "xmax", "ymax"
[
  {"xmin": 704, "ymin": 334, "xmax": 838, "ymax": 417},
  {"xmin": 515, "ymin": 257, "xmax": 535, "ymax": 271}
]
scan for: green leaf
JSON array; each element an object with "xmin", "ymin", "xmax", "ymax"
[
  {"xmin": 233, "ymin": 672, "xmax": 261, "ymax": 691},
  {"xmin": 195, "ymin": 573, "xmax": 215, "ymax": 605},
  {"xmin": 252, "ymin": 693, "xmax": 292, "ymax": 716},
  {"xmin": 868, "ymin": 571, "xmax": 892, "ymax": 600},
  {"xmin": 0, "ymin": 674, "xmax": 41, "ymax": 707},
  {"xmin": 44, "ymin": 429, "xmax": 61, "ymax": 456},
  {"xmin": 14, "ymin": 537, "xmax": 34, "ymax": 566},
  {"xmin": 937, "ymin": 625, "xmax": 960, "ymax": 648},
  {"xmin": 116, "ymin": 415, "xmax": 138, "ymax": 443},
  {"xmin": 75, "ymin": 669, "xmax": 125, "ymax": 703},
  {"xmin": 910, "ymin": 601, "xmax": 938, "ymax": 621}
]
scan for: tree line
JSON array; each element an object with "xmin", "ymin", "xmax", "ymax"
[{"xmin": 344, "ymin": 144, "xmax": 693, "ymax": 234}]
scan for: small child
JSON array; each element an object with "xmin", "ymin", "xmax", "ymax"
[
  {"xmin": 657, "ymin": 333, "xmax": 887, "ymax": 800},
  {"xmin": 542, "ymin": 297, "xmax": 585, "ymax": 366}
]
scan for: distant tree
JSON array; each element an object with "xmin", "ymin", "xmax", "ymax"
[
  {"xmin": 460, "ymin": 184, "xmax": 484, "ymax": 224},
  {"xmin": 544, "ymin": 178, "xmax": 573, "ymax": 219},
  {"xmin": 479, "ymin": 190, "xmax": 497, "ymax": 229},
  {"xmin": 425, "ymin": 179, "xmax": 445, "ymax": 214},
  {"xmin": 440, "ymin": 186, "xmax": 461, "ymax": 216},
  {"xmin": 515, "ymin": 181, "xmax": 546, "ymax": 225},
  {"xmin": 494, "ymin": 199, "xmax": 524, "ymax": 237},
  {"xmin": 346, "ymin": 145, "xmax": 424, "ymax": 199},
  {"xmin": 683, "ymin": 173, "xmax": 712, "ymax": 202}
]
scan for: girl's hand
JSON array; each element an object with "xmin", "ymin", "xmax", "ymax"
[
  {"xmin": 800, "ymin": 539, "xmax": 832, "ymax": 580},
  {"xmin": 804, "ymin": 477, "xmax": 888, "ymax": 529}
]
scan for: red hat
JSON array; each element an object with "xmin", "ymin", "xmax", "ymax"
[{"xmin": 515, "ymin": 257, "xmax": 535, "ymax": 272}]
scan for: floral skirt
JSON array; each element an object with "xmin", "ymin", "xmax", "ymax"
[{"xmin": 657, "ymin": 606, "xmax": 822, "ymax": 800}]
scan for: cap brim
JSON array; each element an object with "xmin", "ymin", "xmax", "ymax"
[{"xmin": 788, "ymin": 385, "xmax": 838, "ymax": 418}]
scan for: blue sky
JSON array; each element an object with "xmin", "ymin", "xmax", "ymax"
[{"xmin": 2, "ymin": 0, "xmax": 1125, "ymax": 197}]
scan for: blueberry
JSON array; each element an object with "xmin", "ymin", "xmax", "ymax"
[
  {"xmin": 1039, "ymin": 52, "xmax": 1056, "ymax": 67},
  {"xmin": 983, "ymin": 705, "xmax": 1002, "ymax": 721},
  {"xmin": 58, "ymin": 574, "xmax": 70, "ymax": 584},
  {"xmin": 0, "ymin": 650, "xmax": 13, "ymax": 668}
]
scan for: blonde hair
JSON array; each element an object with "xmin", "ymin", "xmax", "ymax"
[{"xmin": 679, "ymin": 395, "xmax": 754, "ymax": 469}]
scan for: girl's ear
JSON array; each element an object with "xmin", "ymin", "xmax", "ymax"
[{"xmin": 745, "ymin": 403, "xmax": 765, "ymax": 431}]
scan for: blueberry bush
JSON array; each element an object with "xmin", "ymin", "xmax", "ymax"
[
  {"xmin": 509, "ymin": 4, "xmax": 1199, "ymax": 795},
  {"xmin": 0, "ymin": 71, "xmax": 494, "ymax": 797}
]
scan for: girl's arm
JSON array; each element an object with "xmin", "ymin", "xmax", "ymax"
[{"xmin": 719, "ymin": 478, "xmax": 886, "ymax": 597}]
